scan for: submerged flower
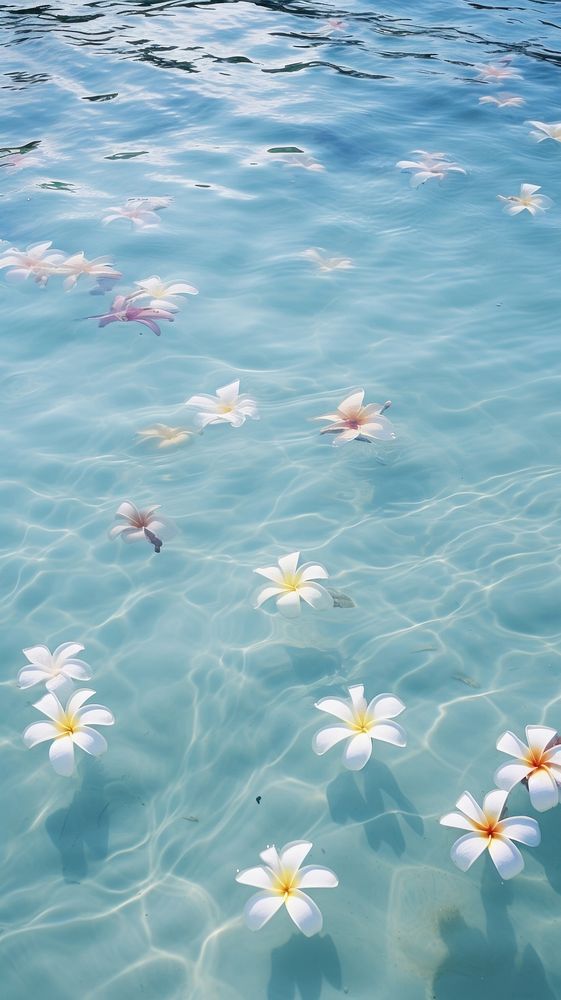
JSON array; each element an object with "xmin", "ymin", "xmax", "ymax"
[
  {"xmin": 185, "ymin": 380, "xmax": 259, "ymax": 428},
  {"xmin": 102, "ymin": 197, "xmax": 170, "ymax": 228},
  {"xmin": 87, "ymin": 295, "xmax": 174, "ymax": 336},
  {"xmin": 110, "ymin": 500, "xmax": 166, "ymax": 544},
  {"xmin": 497, "ymin": 183, "xmax": 552, "ymax": 216},
  {"xmin": 396, "ymin": 151, "xmax": 466, "ymax": 187},
  {"xmin": 236, "ymin": 840, "xmax": 338, "ymax": 936},
  {"xmin": 23, "ymin": 688, "xmax": 114, "ymax": 777},
  {"xmin": 313, "ymin": 685, "xmax": 406, "ymax": 770},
  {"xmin": 495, "ymin": 725, "xmax": 561, "ymax": 811},
  {"xmin": 254, "ymin": 551, "xmax": 332, "ymax": 618},
  {"xmin": 18, "ymin": 642, "xmax": 92, "ymax": 692},
  {"xmin": 440, "ymin": 789, "xmax": 540, "ymax": 880},
  {"xmin": 527, "ymin": 120, "xmax": 561, "ymax": 144},
  {"xmin": 128, "ymin": 275, "xmax": 198, "ymax": 312},
  {"xmin": 475, "ymin": 62, "xmax": 522, "ymax": 83},
  {"xmin": 0, "ymin": 241, "xmax": 66, "ymax": 285},
  {"xmin": 137, "ymin": 424, "xmax": 197, "ymax": 448},
  {"xmin": 479, "ymin": 93, "xmax": 524, "ymax": 108},
  {"xmin": 58, "ymin": 252, "xmax": 122, "ymax": 290},
  {"xmin": 301, "ymin": 248, "xmax": 353, "ymax": 272},
  {"xmin": 314, "ymin": 390, "xmax": 395, "ymax": 446}
]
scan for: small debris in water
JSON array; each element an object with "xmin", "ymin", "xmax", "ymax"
[
  {"xmin": 452, "ymin": 673, "xmax": 480, "ymax": 689},
  {"xmin": 256, "ymin": 795, "xmax": 262, "ymax": 805}
]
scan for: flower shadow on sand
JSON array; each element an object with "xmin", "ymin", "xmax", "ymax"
[
  {"xmin": 45, "ymin": 760, "xmax": 110, "ymax": 882},
  {"xmin": 267, "ymin": 933, "xmax": 342, "ymax": 1000},
  {"xmin": 326, "ymin": 758, "xmax": 424, "ymax": 853},
  {"xmin": 433, "ymin": 863, "xmax": 555, "ymax": 998}
]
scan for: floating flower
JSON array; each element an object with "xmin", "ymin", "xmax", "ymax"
[
  {"xmin": 102, "ymin": 197, "xmax": 171, "ymax": 228},
  {"xmin": 185, "ymin": 380, "xmax": 259, "ymax": 428},
  {"xmin": 58, "ymin": 252, "xmax": 122, "ymax": 291},
  {"xmin": 314, "ymin": 390, "xmax": 395, "ymax": 446},
  {"xmin": 0, "ymin": 241, "xmax": 66, "ymax": 285},
  {"xmin": 23, "ymin": 689, "xmax": 114, "ymax": 777},
  {"xmin": 301, "ymin": 248, "xmax": 353, "ymax": 272},
  {"xmin": 137, "ymin": 424, "xmax": 197, "ymax": 448},
  {"xmin": 396, "ymin": 152, "xmax": 467, "ymax": 187},
  {"xmin": 475, "ymin": 62, "xmax": 522, "ymax": 83},
  {"xmin": 272, "ymin": 152, "xmax": 324, "ymax": 171},
  {"xmin": 495, "ymin": 726, "xmax": 561, "ymax": 811},
  {"xmin": 128, "ymin": 275, "xmax": 198, "ymax": 312},
  {"xmin": 236, "ymin": 840, "xmax": 338, "ymax": 936},
  {"xmin": 87, "ymin": 295, "xmax": 175, "ymax": 336},
  {"xmin": 527, "ymin": 120, "xmax": 561, "ymax": 144},
  {"xmin": 497, "ymin": 183, "xmax": 552, "ymax": 216},
  {"xmin": 18, "ymin": 642, "xmax": 92, "ymax": 692},
  {"xmin": 254, "ymin": 551, "xmax": 332, "ymax": 617},
  {"xmin": 313, "ymin": 685, "xmax": 406, "ymax": 770},
  {"xmin": 109, "ymin": 501, "xmax": 166, "ymax": 546},
  {"xmin": 479, "ymin": 93, "xmax": 524, "ymax": 108},
  {"xmin": 440, "ymin": 789, "xmax": 540, "ymax": 880}
]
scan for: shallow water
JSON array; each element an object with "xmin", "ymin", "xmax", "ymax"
[{"xmin": 1, "ymin": 1, "xmax": 561, "ymax": 997}]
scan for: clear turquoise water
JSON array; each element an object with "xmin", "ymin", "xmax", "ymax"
[{"xmin": 1, "ymin": 1, "xmax": 561, "ymax": 997}]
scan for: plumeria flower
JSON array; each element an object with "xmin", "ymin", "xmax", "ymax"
[
  {"xmin": 314, "ymin": 390, "xmax": 396, "ymax": 446},
  {"xmin": 479, "ymin": 93, "xmax": 525, "ymax": 108},
  {"xmin": 497, "ymin": 183, "xmax": 552, "ymax": 216},
  {"xmin": 109, "ymin": 500, "xmax": 166, "ymax": 545},
  {"xmin": 475, "ymin": 62, "xmax": 522, "ymax": 83},
  {"xmin": 87, "ymin": 295, "xmax": 175, "ymax": 336},
  {"xmin": 102, "ymin": 200, "xmax": 165, "ymax": 228},
  {"xmin": 0, "ymin": 241, "xmax": 66, "ymax": 285},
  {"xmin": 236, "ymin": 840, "xmax": 338, "ymax": 936},
  {"xmin": 273, "ymin": 152, "xmax": 325, "ymax": 171},
  {"xmin": 137, "ymin": 424, "xmax": 197, "ymax": 448},
  {"xmin": 301, "ymin": 248, "xmax": 353, "ymax": 272},
  {"xmin": 313, "ymin": 685, "xmax": 406, "ymax": 770},
  {"xmin": 18, "ymin": 642, "xmax": 92, "ymax": 692},
  {"xmin": 58, "ymin": 252, "xmax": 122, "ymax": 291},
  {"xmin": 254, "ymin": 551, "xmax": 333, "ymax": 618},
  {"xmin": 396, "ymin": 152, "xmax": 467, "ymax": 187},
  {"xmin": 527, "ymin": 120, "xmax": 561, "ymax": 144},
  {"xmin": 23, "ymin": 688, "xmax": 114, "ymax": 777},
  {"xmin": 128, "ymin": 275, "xmax": 198, "ymax": 312},
  {"xmin": 185, "ymin": 380, "xmax": 259, "ymax": 428},
  {"xmin": 495, "ymin": 726, "xmax": 561, "ymax": 811},
  {"xmin": 440, "ymin": 789, "xmax": 540, "ymax": 880}
]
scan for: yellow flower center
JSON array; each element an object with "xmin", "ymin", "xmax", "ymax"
[
  {"xmin": 282, "ymin": 573, "xmax": 302, "ymax": 592},
  {"xmin": 56, "ymin": 712, "xmax": 77, "ymax": 737},
  {"xmin": 218, "ymin": 403, "xmax": 233, "ymax": 413},
  {"xmin": 273, "ymin": 869, "xmax": 299, "ymax": 898},
  {"xmin": 351, "ymin": 712, "xmax": 373, "ymax": 734}
]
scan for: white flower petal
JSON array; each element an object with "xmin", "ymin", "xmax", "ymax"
[
  {"xmin": 338, "ymin": 391, "xmax": 365, "ymax": 416},
  {"xmin": 243, "ymin": 891, "xmax": 284, "ymax": 931},
  {"xmin": 440, "ymin": 811, "xmax": 476, "ymax": 831},
  {"xmin": 494, "ymin": 762, "xmax": 531, "ymax": 791},
  {"xmin": 367, "ymin": 693, "xmax": 406, "ymax": 721},
  {"xmin": 67, "ymin": 688, "xmax": 95, "ymax": 715},
  {"xmin": 33, "ymin": 691, "xmax": 64, "ymax": 722},
  {"xmin": 298, "ymin": 583, "xmax": 333, "ymax": 611},
  {"xmin": 22, "ymin": 645, "xmax": 53, "ymax": 668},
  {"xmin": 527, "ymin": 769, "xmax": 559, "ymax": 812},
  {"xmin": 312, "ymin": 726, "xmax": 351, "ymax": 756},
  {"xmin": 236, "ymin": 866, "xmax": 275, "ymax": 889},
  {"xmin": 49, "ymin": 736, "xmax": 76, "ymax": 776},
  {"xmin": 299, "ymin": 563, "xmax": 329, "ymax": 582},
  {"xmin": 483, "ymin": 789, "xmax": 508, "ymax": 823},
  {"xmin": 314, "ymin": 697, "xmax": 354, "ymax": 724},
  {"xmin": 166, "ymin": 281, "xmax": 198, "ymax": 295},
  {"xmin": 280, "ymin": 841, "xmax": 313, "ymax": 872},
  {"xmin": 116, "ymin": 500, "xmax": 140, "ymax": 522},
  {"xmin": 371, "ymin": 721, "xmax": 407, "ymax": 747},
  {"xmin": 77, "ymin": 706, "xmax": 115, "ymax": 726},
  {"xmin": 216, "ymin": 380, "xmax": 240, "ymax": 402},
  {"xmin": 500, "ymin": 816, "xmax": 541, "ymax": 845},
  {"xmin": 259, "ymin": 845, "xmax": 281, "ymax": 871},
  {"xmin": 343, "ymin": 732, "xmax": 373, "ymax": 770},
  {"xmin": 450, "ymin": 833, "xmax": 488, "ymax": 871},
  {"xmin": 185, "ymin": 394, "xmax": 216, "ymax": 410},
  {"xmin": 278, "ymin": 552, "xmax": 300, "ymax": 576},
  {"xmin": 526, "ymin": 725, "xmax": 557, "ymax": 755},
  {"xmin": 348, "ymin": 684, "xmax": 366, "ymax": 715},
  {"xmin": 72, "ymin": 726, "xmax": 108, "ymax": 757},
  {"xmin": 361, "ymin": 417, "xmax": 396, "ymax": 442},
  {"xmin": 254, "ymin": 586, "xmax": 285, "ymax": 609},
  {"xmin": 53, "ymin": 642, "xmax": 84, "ymax": 664},
  {"xmin": 254, "ymin": 565, "xmax": 285, "ymax": 585},
  {"xmin": 455, "ymin": 791, "xmax": 486, "ymax": 825},
  {"xmin": 285, "ymin": 890, "xmax": 323, "ymax": 937},
  {"xmin": 488, "ymin": 836, "xmax": 524, "ymax": 879},
  {"xmin": 22, "ymin": 721, "xmax": 59, "ymax": 747},
  {"xmin": 18, "ymin": 666, "xmax": 50, "ymax": 689},
  {"xmin": 496, "ymin": 730, "xmax": 529, "ymax": 758},
  {"xmin": 298, "ymin": 866, "xmax": 338, "ymax": 889},
  {"xmin": 63, "ymin": 659, "xmax": 92, "ymax": 681},
  {"xmin": 331, "ymin": 428, "xmax": 360, "ymax": 446},
  {"xmin": 276, "ymin": 591, "xmax": 302, "ymax": 618}
]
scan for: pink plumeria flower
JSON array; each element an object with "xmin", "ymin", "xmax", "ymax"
[
  {"xmin": 23, "ymin": 688, "xmax": 114, "ymax": 777},
  {"xmin": 440, "ymin": 789, "xmax": 540, "ymax": 880},
  {"xmin": 185, "ymin": 380, "xmax": 259, "ymax": 428},
  {"xmin": 58, "ymin": 252, "xmax": 122, "ymax": 290},
  {"xmin": 0, "ymin": 241, "xmax": 66, "ymax": 285},
  {"xmin": 129, "ymin": 275, "xmax": 198, "ymax": 312},
  {"xmin": 495, "ymin": 726, "xmax": 561, "ymax": 812},
  {"xmin": 527, "ymin": 120, "xmax": 561, "ymax": 144},
  {"xmin": 236, "ymin": 841, "xmax": 338, "ymax": 936},
  {"xmin": 18, "ymin": 642, "xmax": 92, "ymax": 692},
  {"xmin": 254, "ymin": 551, "xmax": 333, "ymax": 618},
  {"xmin": 313, "ymin": 685, "xmax": 406, "ymax": 770},
  {"xmin": 314, "ymin": 390, "xmax": 395, "ymax": 446},
  {"xmin": 396, "ymin": 152, "xmax": 466, "ymax": 187},
  {"xmin": 479, "ymin": 93, "xmax": 524, "ymax": 108},
  {"xmin": 88, "ymin": 294, "xmax": 175, "ymax": 336},
  {"xmin": 102, "ymin": 197, "xmax": 170, "ymax": 228},
  {"xmin": 109, "ymin": 501, "xmax": 166, "ymax": 545},
  {"xmin": 475, "ymin": 62, "xmax": 522, "ymax": 83},
  {"xmin": 497, "ymin": 183, "xmax": 552, "ymax": 216}
]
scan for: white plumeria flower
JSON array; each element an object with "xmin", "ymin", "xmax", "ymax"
[
  {"xmin": 254, "ymin": 551, "xmax": 333, "ymax": 618},
  {"xmin": 109, "ymin": 500, "xmax": 166, "ymax": 543},
  {"xmin": 23, "ymin": 688, "xmax": 114, "ymax": 777},
  {"xmin": 137, "ymin": 424, "xmax": 197, "ymax": 448},
  {"xmin": 185, "ymin": 380, "xmax": 259, "ymax": 428},
  {"xmin": 440, "ymin": 789, "xmax": 540, "ymax": 880},
  {"xmin": 527, "ymin": 120, "xmax": 561, "ymax": 143},
  {"xmin": 128, "ymin": 275, "xmax": 198, "ymax": 312},
  {"xmin": 102, "ymin": 203, "xmax": 162, "ymax": 228},
  {"xmin": 497, "ymin": 183, "xmax": 552, "ymax": 216},
  {"xmin": 495, "ymin": 725, "xmax": 561, "ymax": 812},
  {"xmin": 475, "ymin": 62, "xmax": 522, "ymax": 83},
  {"xmin": 396, "ymin": 152, "xmax": 467, "ymax": 188},
  {"xmin": 313, "ymin": 685, "xmax": 406, "ymax": 770},
  {"xmin": 236, "ymin": 840, "xmax": 338, "ymax": 936},
  {"xmin": 58, "ymin": 252, "xmax": 122, "ymax": 290},
  {"xmin": 18, "ymin": 642, "xmax": 92, "ymax": 692},
  {"xmin": 301, "ymin": 248, "xmax": 353, "ymax": 272},
  {"xmin": 479, "ymin": 93, "xmax": 524, "ymax": 108},
  {"xmin": 0, "ymin": 241, "xmax": 66, "ymax": 285},
  {"xmin": 314, "ymin": 390, "xmax": 395, "ymax": 446}
]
